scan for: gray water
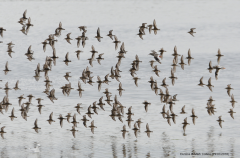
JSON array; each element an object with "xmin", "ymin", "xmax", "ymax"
[{"xmin": 0, "ymin": 0, "xmax": 240, "ymax": 158}]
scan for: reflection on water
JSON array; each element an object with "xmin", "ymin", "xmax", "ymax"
[
  {"xmin": 207, "ymin": 126, "xmax": 215, "ymax": 154},
  {"xmin": 229, "ymin": 138, "xmax": 235, "ymax": 158},
  {"xmin": 122, "ymin": 144, "xmax": 126, "ymax": 158},
  {"xmin": 111, "ymin": 136, "xmax": 117, "ymax": 158}
]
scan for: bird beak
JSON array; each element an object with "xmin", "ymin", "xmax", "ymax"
[{"xmin": 159, "ymin": 56, "xmax": 161, "ymax": 57}]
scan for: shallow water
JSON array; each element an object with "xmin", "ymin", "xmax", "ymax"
[{"xmin": 0, "ymin": 0, "xmax": 240, "ymax": 158}]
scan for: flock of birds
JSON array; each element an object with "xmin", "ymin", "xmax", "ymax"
[{"xmin": 0, "ymin": 10, "xmax": 237, "ymax": 139}]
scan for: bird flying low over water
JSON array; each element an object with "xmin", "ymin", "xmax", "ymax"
[
  {"xmin": 207, "ymin": 61, "xmax": 214, "ymax": 73},
  {"xmin": 225, "ymin": 84, "xmax": 233, "ymax": 97},
  {"xmin": 70, "ymin": 126, "xmax": 78, "ymax": 138},
  {"xmin": 198, "ymin": 76, "xmax": 205, "ymax": 87},
  {"xmin": 230, "ymin": 94, "xmax": 237, "ymax": 108},
  {"xmin": 32, "ymin": 119, "xmax": 41, "ymax": 133},
  {"xmin": 216, "ymin": 49, "xmax": 224, "ymax": 64},
  {"xmin": 58, "ymin": 114, "xmax": 66, "ymax": 128},
  {"xmin": 188, "ymin": 28, "xmax": 196, "ymax": 37},
  {"xmin": 180, "ymin": 105, "xmax": 187, "ymax": 114},
  {"xmin": 145, "ymin": 123, "xmax": 153, "ymax": 138},
  {"xmin": 216, "ymin": 116, "xmax": 224, "ymax": 128},
  {"xmin": 117, "ymin": 83, "xmax": 124, "ymax": 97},
  {"xmin": 182, "ymin": 117, "xmax": 190, "ymax": 133},
  {"xmin": 113, "ymin": 35, "xmax": 121, "ymax": 50},
  {"xmin": 213, "ymin": 65, "xmax": 225, "ymax": 80},
  {"xmin": 0, "ymin": 126, "xmax": 6, "ymax": 138},
  {"xmin": 179, "ymin": 55, "xmax": 186, "ymax": 70},
  {"xmin": 89, "ymin": 121, "xmax": 97, "ymax": 134},
  {"xmin": 142, "ymin": 101, "xmax": 151, "ymax": 112},
  {"xmin": 152, "ymin": 19, "xmax": 160, "ymax": 35},
  {"xmin": 65, "ymin": 33, "xmax": 72, "ymax": 44},
  {"xmin": 3, "ymin": 61, "xmax": 11, "ymax": 75},
  {"xmin": 107, "ymin": 30, "xmax": 114, "ymax": 40},
  {"xmin": 121, "ymin": 125, "xmax": 128, "ymax": 139},
  {"xmin": 190, "ymin": 108, "xmax": 198, "ymax": 125},
  {"xmin": 228, "ymin": 109, "xmax": 235, "ymax": 119},
  {"xmin": 95, "ymin": 27, "xmax": 103, "ymax": 42},
  {"xmin": 206, "ymin": 77, "xmax": 214, "ymax": 92},
  {"xmin": 47, "ymin": 112, "xmax": 55, "ymax": 125}
]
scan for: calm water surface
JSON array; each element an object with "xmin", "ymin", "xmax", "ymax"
[{"xmin": 0, "ymin": 0, "xmax": 240, "ymax": 158}]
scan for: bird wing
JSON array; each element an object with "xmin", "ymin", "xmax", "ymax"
[
  {"xmin": 91, "ymin": 120, "xmax": 94, "ymax": 126},
  {"xmin": 154, "ymin": 65, "xmax": 158, "ymax": 70},
  {"xmin": 128, "ymin": 106, "xmax": 132, "ymax": 113},
  {"xmin": 97, "ymin": 76, "xmax": 101, "ymax": 81},
  {"xmin": 65, "ymin": 52, "xmax": 69, "ymax": 60},
  {"xmin": 5, "ymin": 61, "xmax": 9, "ymax": 70},
  {"xmin": 23, "ymin": 10, "xmax": 27, "ymax": 18},
  {"xmin": 208, "ymin": 77, "xmax": 212, "ymax": 85},
  {"xmin": 119, "ymin": 82, "xmax": 122, "ymax": 89},
  {"xmin": 167, "ymin": 118, "xmax": 171, "ymax": 126},
  {"xmin": 34, "ymin": 119, "xmax": 38, "ymax": 127},
  {"xmin": 188, "ymin": 49, "xmax": 191, "ymax": 57},
  {"xmin": 114, "ymin": 35, "xmax": 118, "ymax": 41},
  {"xmin": 135, "ymin": 55, "xmax": 139, "ymax": 61},
  {"xmin": 50, "ymin": 112, "xmax": 53, "ymax": 119},
  {"xmin": 146, "ymin": 123, "xmax": 149, "ymax": 130},
  {"xmin": 166, "ymin": 88, "xmax": 169, "ymax": 95},
  {"xmin": 73, "ymin": 114, "xmax": 76, "ymax": 121},
  {"xmin": 219, "ymin": 122, "xmax": 222, "ymax": 128},
  {"xmin": 11, "ymin": 107, "xmax": 14, "ymax": 116},
  {"xmin": 181, "ymin": 55, "xmax": 184, "ymax": 63},
  {"xmin": 184, "ymin": 117, "xmax": 187, "ymax": 123},
  {"xmin": 199, "ymin": 76, "xmax": 204, "ymax": 84},
  {"xmin": 15, "ymin": 80, "xmax": 19, "ymax": 88},
  {"xmin": 134, "ymin": 122, "xmax": 138, "ymax": 129},
  {"xmin": 88, "ymin": 105, "xmax": 92, "ymax": 113},
  {"xmin": 153, "ymin": 19, "xmax": 157, "ymax": 28},
  {"xmin": 52, "ymin": 48, "xmax": 58, "ymax": 57},
  {"xmin": 97, "ymin": 27, "xmax": 100, "ymax": 36},
  {"xmin": 218, "ymin": 49, "xmax": 221, "ymax": 55},
  {"xmin": 133, "ymin": 78, "xmax": 138, "ymax": 87},
  {"xmin": 182, "ymin": 105, "xmax": 185, "ymax": 112},
  {"xmin": 99, "ymin": 53, "xmax": 104, "ymax": 58},
  {"xmin": 123, "ymin": 125, "xmax": 126, "ymax": 130},
  {"xmin": 67, "ymin": 33, "xmax": 71, "ymax": 38},
  {"xmin": 174, "ymin": 46, "xmax": 177, "ymax": 55},
  {"xmin": 1, "ymin": 126, "xmax": 5, "ymax": 132},
  {"xmin": 208, "ymin": 85, "xmax": 213, "ymax": 92},
  {"xmin": 192, "ymin": 108, "xmax": 195, "ymax": 115},
  {"xmin": 209, "ymin": 61, "xmax": 212, "ymax": 68},
  {"xmin": 91, "ymin": 45, "xmax": 95, "ymax": 51},
  {"xmin": 59, "ymin": 22, "xmax": 62, "ymax": 28},
  {"xmin": 28, "ymin": 17, "xmax": 31, "ymax": 24},
  {"xmin": 173, "ymin": 94, "xmax": 177, "ymax": 100},
  {"xmin": 162, "ymin": 104, "xmax": 165, "ymax": 112},
  {"xmin": 104, "ymin": 74, "xmax": 109, "ymax": 80},
  {"xmin": 78, "ymin": 81, "xmax": 81, "ymax": 89},
  {"xmin": 183, "ymin": 124, "xmax": 187, "ymax": 132},
  {"xmin": 227, "ymin": 89, "xmax": 231, "ymax": 96},
  {"xmin": 99, "ymin": 96, "xmax": 103, "ymax": 102}
]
